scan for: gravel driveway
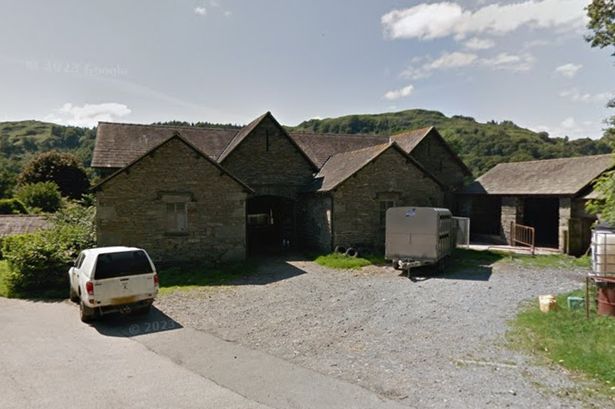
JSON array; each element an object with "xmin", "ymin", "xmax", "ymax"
[{"xmin": 157, "ymin": 256, "xmax": 609, "ymax": 408}]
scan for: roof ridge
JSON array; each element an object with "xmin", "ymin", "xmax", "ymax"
[
  {"xmin": 290, "ymin": 131, "xmax": 388, "ymax": 138},
  {"xmin": 493, "ymin": 153, "xmax": 613, "ymax": 167},
  {"xmin": 97, "ymin": 121, "xmax": 241, "ymax": 133},
  {"xmin": 390, "ymin": 126, "xmax": 433, "ymax": 138}
]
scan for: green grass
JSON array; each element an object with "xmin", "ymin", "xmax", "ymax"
[
  {"xmin": 158, "ymin": 261, "xmax": 259, "ymax": 295},
  {"xmin": 449, "ymin": 248, "xmax": 590, "ymax": 272},
  {"xmin": 510, "ymin": 290, "xmax": 615, "ymax": 392},
  {"xmin": 314, "ymin": 253, "xmax": 385, "ymax": 269}
]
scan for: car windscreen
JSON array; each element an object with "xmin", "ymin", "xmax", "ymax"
[{"xmin": 94, "ymin": 250, "xmax": 153, "ymax": 280}]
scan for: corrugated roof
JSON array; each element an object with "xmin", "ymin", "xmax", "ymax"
[
  {"xmin": 0, "ymin": 215, "xmax": 50, "ymax": 237},
  {"xmin": 463, "ymin": 154, "xmax": 614, "ymax": 196}
]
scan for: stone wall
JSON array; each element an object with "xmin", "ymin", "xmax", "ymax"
[
  {"xmin": 500, "ymin": 196, "xmax": 523, "ymax": 244},
  {"xmin": 222, "ymin": 115, "xmax": 315, "ymax": 200},
  {"xmin": 298, "ymin": 194, "xmax": 333, "ymax": 252},
  {"xmin": 332, "ymin": 148, "xmax": 444, "ymax": 250},
  {"xmin": 410, "ymin": 132, "xmax": 468, "ymax": 190},
  {"xmin": 96, "ymin": 137, "xmax": 248, "ymax": 264}
]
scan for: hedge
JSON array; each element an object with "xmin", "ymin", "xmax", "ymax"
[{"xmin": 1, "ymin": 204, "xmax": 95, "ymax": 297}]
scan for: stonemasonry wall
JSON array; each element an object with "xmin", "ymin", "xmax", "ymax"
[
  {"xmin": 222, "ymin": 116, "xmax": 315, "ymax": 200},
  {"xmin": 96, "ymin": 138, "xmax": 248, "ymax": 264},
  {"xmin": 410, "ymin": 134, "xmax": 468, "ymax": 190},
  {"xmin": 298, "ymin": 194, "xmax": 333, "ymax": 252},
  {"xmin": 332, "ymin": 148, "xmax": 444, "ymax": 250}
]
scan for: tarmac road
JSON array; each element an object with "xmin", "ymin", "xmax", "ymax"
[{"xmin": 0, "ymin": 297, "xmax": 406, "ymax": 409}]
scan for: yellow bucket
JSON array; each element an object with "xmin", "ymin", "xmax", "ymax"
[{"xmin": 539, "ymin": 295, "xmax": 557, "ymax": 313}]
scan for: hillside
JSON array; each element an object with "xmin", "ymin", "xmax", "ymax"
[
  {"xmin": 291, "ymin": 110, "xmax": 613, "ymax": 176},
  {"xmin": 0, "ymin": 120, "xmax": 96, "ymax": 196}
]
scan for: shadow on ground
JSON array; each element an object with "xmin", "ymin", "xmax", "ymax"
[
  {"xmin": 404, "ymin": 266, "xmax": 494, "ymax": 282},
  {"xmin": 91, "ymin": 306, "xmax": 183, "ymax": 338}
]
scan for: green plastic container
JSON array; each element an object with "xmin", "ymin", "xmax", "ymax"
[{"xmin": 567, "ymin": 296, "xmax": 584, "ymax": 310}]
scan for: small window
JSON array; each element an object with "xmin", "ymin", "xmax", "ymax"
[
  {"xmin": 380, "ymin": 200, "xmax": 396, "ymax": 227},
  {"xmin": 166, "ymin": 202, "xmax": 187, "ymax": 232}
]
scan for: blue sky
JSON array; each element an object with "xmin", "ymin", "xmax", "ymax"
[{"xmin": 0, "ymin": 0, "xmax": 613, "ymax": 139}]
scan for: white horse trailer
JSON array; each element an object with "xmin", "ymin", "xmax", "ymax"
[{"xmin": 385, "ymin": 207, "xmax": 454, "ymax": 273}]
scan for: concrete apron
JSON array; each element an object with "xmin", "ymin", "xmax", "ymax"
[{"xmin": 136, "ymin": 328, "xmax": 408, "ymax": 409}]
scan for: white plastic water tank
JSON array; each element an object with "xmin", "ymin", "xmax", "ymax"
[{"xmin": 591, "ymin": 228, "xmax": 615, "ymax": 275}]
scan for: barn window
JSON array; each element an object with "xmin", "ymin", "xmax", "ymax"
[
  {"xmin": 379, "ymin": 200, "xmax": 396, "ymax": 227},
  {"xmin": 166, "ymin": 202, "xmax": 188, "ymax": 233}
]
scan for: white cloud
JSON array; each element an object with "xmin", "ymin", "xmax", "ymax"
[
  {"xmin": 194, "ymin": 6, "xmax": 207, "ymax": 16},
  {"xmin": 382, "ymin": 0, "xmax": 587, "ymax": 41},
  {"xmin": 464, "ymin": 37, "xmax": 495, "ymax": 50},
  {"xmin": 384, "ymin": 84, "xmax": 414, "ymax": 100},
  {"xmin": 45, "ymin": 102, "xmax": 131, "ymax": 127},
  {"xmin": 480, "ymin": 52, "xmax": 535, "ymax": 71},
  {"xmin": 555, "ymin": 63, "xmax": 583, "ymax": 78},
  {"xmin": 559, "ymin": 88, "xmax": 611, "ymax": 104},
  {"xmin": 561, "ymin": 117, "xmax": 576, "ymax": 129},
  {"xmin": 224, "ymin": 10, "xmax": 232, "ymax": 17},
  {"xmin": 403, "ymin": 51, "xmax": 534, "ymax": 79}
]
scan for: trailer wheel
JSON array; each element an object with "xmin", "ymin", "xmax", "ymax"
[
  {"xmin": 392, "ymin": 259, "xmax": 401, "ymax": 270},
  {"xmin": 345, "ymin": 248, "xmax": 359, "ymax": 257}
]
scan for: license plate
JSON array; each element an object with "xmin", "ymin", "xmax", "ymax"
[{"xmin": 111, "ymin": 296, "xmax": 138, "ymax": 305}]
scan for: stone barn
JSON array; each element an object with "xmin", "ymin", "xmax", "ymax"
[
  {"xmin": 458, "ymin": 154, "xmax": 614, "ymax": 255},
  {"xmin": 91, "ymin": 112, "xmax": 471, "ymax": 263}
]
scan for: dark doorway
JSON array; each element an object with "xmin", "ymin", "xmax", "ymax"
[
  {"xmin": 246, "ymin": 196, "xmax": 295, "ymax": 254},
  {"xmin": 523, "ymin": 198, "xmax": 559, "ymax": 248}
]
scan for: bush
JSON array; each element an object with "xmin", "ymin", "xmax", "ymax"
[
  {"xmin": 1, "ymin": 203, "xmax": 95, "ymax": 297},
  {"xmin": 0, "ymin": 198, "xmax": 28, "ymax": 214},
  {"xmin": 15, "ymin": 182, "xmax": 62, "ymax": 213},
  {"xmin": 17, "ymin": 151, "xmax": 90, "ymax": 199},
  {"xmin": 2, "ymin": 233, "xmax": 70, "ymax": 294}
]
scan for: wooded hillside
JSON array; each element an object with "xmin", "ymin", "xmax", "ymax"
[{"xmin": 291, "ymin": 109, "xmax": 613, "ymax": 176}]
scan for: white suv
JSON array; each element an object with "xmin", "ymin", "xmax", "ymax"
[{"xmin": 68, "ymin": 246, "xmax": 159, "ymax": 322}]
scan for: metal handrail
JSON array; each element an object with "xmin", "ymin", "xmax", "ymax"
[{"xmin": 510, "ymin": 222, "xmax": 535, "ymax": 255}]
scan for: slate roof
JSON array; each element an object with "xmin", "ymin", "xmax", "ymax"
[
  {"xmin": 91, "ymin": 112, "xmax": 457, "ymax": 192},
  {"xmin": 92, "ymin": 132, "xmax": 254, "ymax": 193},
  {"xmin": 310, "ymin": 142, "xmax": 443, "ymax": 192},
  {"xmin": 0, "ymin": 215, "xmax": 50, "ymax": 237},
  {"xmin": 92, "ymin": 122, "xmax": 238, "ymax": 168},
  {"xmin": 290, "ymin": 132, "xmax": 389, "ymax": 168},
  {"xmin": 462, "ymin": 154, "xmax": 614, "ymax": 196},
  {"xmin": 389, "ymin": 127, "xmax": 432, "ymax": 153}
]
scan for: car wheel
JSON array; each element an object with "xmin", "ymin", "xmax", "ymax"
[
  {"xmin": 69, "ymin": 286, "xmax": 79, "ymax": 303},
  {"xmin": 80, "ymin": 301, "xmax": 95, "ymax": 323}
]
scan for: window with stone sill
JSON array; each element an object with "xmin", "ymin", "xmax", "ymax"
[{"xmin": 166, "ymin": 202, "xmax": 188, "ymax": 233}]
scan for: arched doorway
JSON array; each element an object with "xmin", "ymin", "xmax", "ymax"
[{"xmin": 246, "ymin": 196, "xmax": 295, "ymax": 254}]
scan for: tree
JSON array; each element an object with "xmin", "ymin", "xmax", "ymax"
[
  {"xmin": 585, "ymin": 1, "xmax": 615, "ymax": 224},
  {"xmin": 15, "ymin": 182, "xmax": 62, "ymax": 213},
  {"xmin": 586, "ymin": 0, "xmax": 615, "ymax": 54},
  {"xmin": 17, "ymin": 151, "xmax": 90, "ymax": 199}
]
